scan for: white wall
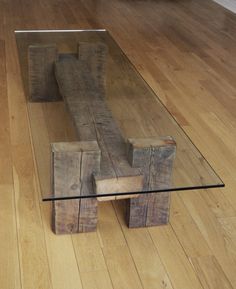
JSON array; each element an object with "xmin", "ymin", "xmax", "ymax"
[{"xmin": 213, "ymin": 0, "xmax": 236, "ymax": 13}]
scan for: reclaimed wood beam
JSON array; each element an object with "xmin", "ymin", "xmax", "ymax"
[{"xmin": 54, "ymin": 42, "xmax": 144, "ymax": 200}]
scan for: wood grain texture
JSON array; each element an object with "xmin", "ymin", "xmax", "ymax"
[
  {"xmin": 149, "ymin": 223, "xmax": 204, "ymax": 289},
  {"xmin": 113, "ymin": 200, "xmax": 175, "ymax": 289},
  {"xmin": 0, "ymin": 186, "xmax": 21, "ymax": 289},
  {"xmin": 102, "ymin": 245, "xmax": 144, "ymax": 289},
  {"xmin": 28, "ymin": 45, "xmax": 61, "ymax": 101},
  {"xmin": 55, "ymin": 45, "xmax": 144, "ymax": 199},
  {"xmin": 95, "ymin": 175, "xmax": 143, "ymax": 200},
  {"xmin": 51, "ymin": 141, "xmax": 100, "ymax": 234},
  {"xmin": 78, "ymin": 42, "xmax": 108, "ymax": 93},
  {"xmin": 40, "ymin": 203, "xmax": 83, "ymax": 289},
  {"xmin": 0, "ymin": 39, "xmax": 21, "ymax": 289},
  {"xmin": 190, "ymin": 255, "xmax": 233, "ymax": 289},
  {"xmin": 55, "ymin": 49, "xmax": 175, "ymax": 228},
  {"xmin": 126, "ymin": 137, "xmax": 176, "ymax": 227},
  {"xmin": 26, "ymin": 83, "xmax": 84, "ymax": 289},
  {"xmin": 78, "ymin": 150, "xmax": 100, "ymax": 232},
  {"xmin": 72, "ymin": 225, "xmax": 114, "ymax": 289}
]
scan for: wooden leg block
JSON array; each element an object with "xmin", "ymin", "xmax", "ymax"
[
  {"xmin": 78, "ymin": 198, "xmax": 98, "ymax": 232},
  {"xmin": 52, "ymin": 199, "xmax": 80, "ymax": 234},
  {"xmin": 52, "ymin": 198, "xmax": 98, "ymax": 234},
  {"xmin": 126, "ymin": 192, "xmax": 170, "ymax": 228},
  {"xmin": 126, "ymin": 136, "xmax": 175, "ymax": 228},
  {"xmin": 78, "ymin": 41, "xmax": 108, "ymax": 93},
  {"xmin": 145, "ymin": 192, "xmax": 170, "ymax": 226},
  {"xmin": 28, "ymin": 44, "xmax": 61, "ymax": 102},
  {"xmin": 51, "ymin": 141, "xmax": 101, "ymax": 234},
  {"xmin": 126, "ymin": 194, "xmax": 149, "ymax": 228}
]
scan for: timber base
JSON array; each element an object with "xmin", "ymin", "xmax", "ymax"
[
  {"xmin": 27, "ymin": 42, "xmax": 176, "ymax": 234},
  {"xmin": 52, "ymin": 191, "xmax": 170, "ymax": 235},
  {"xmin": 51, "ymin": 137, "xmax": 175, "ymax": 234}
]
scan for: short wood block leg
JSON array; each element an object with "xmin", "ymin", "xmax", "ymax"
[
  {"xmin": 51, "ymin": 141, "xmax": 101, "ymax": 234},
  {"xmin": 28, "ymin": 44, "xmax": 61, "ymax": 102},
  {"xmin": 78, "ymin": 150, "xmax": 100, "ymax": 233},
  {"xmin": 52, "ymin": 197, "xmax": 98, "ymax": 234},
  {"xmin": 126, "ymin": 194, "xmax": 149, "ymax": 228},
  {"xmin": 145, "ymin": 192, "xmax": 171, "ymax": 226},
  {"xmin": 77, "ymin": 41, "xmax": 108, "ymax": 93},
  {"xmin": 52, "ymin": 199, "xmax": 80, "ymax": 234},
  {"xmin": 126, "ymin": 136, "xmax": 176, "ymax": 228},
  {"xmin": 78, "ymin": 198, "xmax": 98, "ymax": 233},
  {"xmin": 127, "ymin": 192, "xmax": 170, "ymax": 228}
]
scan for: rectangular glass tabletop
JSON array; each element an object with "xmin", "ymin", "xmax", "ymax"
[{"xmin": 15, "ymin": 30, "xmax": 224, "ymax": 201}]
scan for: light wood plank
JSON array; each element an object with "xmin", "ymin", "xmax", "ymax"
[
  {"xmin": 190, "ymin": 255, "xmax": 233, "ymax": 289},
  {"xmin": 170, "ymin": 193, "xmax": 212, "ymax": 258},
  {"xmin": 6, "ymin": 30, "xmax": 53, "ymax": 288},
  {"xmin": 72, "ymin": 231, "xmax": 113, "ymax": 289},
  {"xmin": 81, "ymin": 271, "xmax": 113, "ymax": 289},
  {"xmin": 0, "ymin": 38, "xmax": 21, "ymax": 289},
  {"xmin": 0, "ymin": 185, "xmax": 21, "ymax": 289},
  {"xmin": 29, "ymin": 92, "xmax": 84, "ymax": 289},
  {"xmin": 149, "ymin": 224, "xmax": 204, "ymax": 289},
  {"xmin": 97, "ymin": 202, "xmax": 144, "ymax": 289},
  {"xmin": 98, "ymin": 202, "xmax": 126, "ymax": 248},
  {"xmin": 114, "ymin": 200, "xmax": 174, "ymax": 289},
  {"xmin": 102, "ymin": 245, "xmax": 143, "ymax": 289},
  {"xmin": 40, "ymin": 203, "xmax": 83, "ymax": 289},
  {"xmin": 180, "ymin": 191, "xmax": 236, "ymax": 288}
]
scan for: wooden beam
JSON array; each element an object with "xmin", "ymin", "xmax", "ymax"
[{"xmin": 54, "ymin": 42, "xmax": 143, "ymax": 201}]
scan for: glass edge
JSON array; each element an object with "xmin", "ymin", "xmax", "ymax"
[
  {"xmin": 104, "ymin": 30, "xmax": 225, "ymax": 187},
  {"xmin": 14, "ymin": 29, "xmax": 107, "ymax": 33},
  {"xmin": 14, "ymin": 29, "xmax": 225, "ymax": 202},
  {"xmin": 42, "ymin": 183, "xmax": 225, "ymax": 201}
]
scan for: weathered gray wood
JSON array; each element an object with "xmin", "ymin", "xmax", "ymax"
[
  {"xmin": 78, "ymin": 150, "xmax": 100, "ymax": 232},
  {"xmin": 126, "ymin": 195, "xmax": 149, "ymax": 228},
  {"xmin": 28, "ymin": 44, "xmax": 61, "ymax": 101},
  {"xmin": 52, "ymin": 148, "xmax": 81, "ymax": 234},
  {"xmin": 52, "ymin": 199, "xmax": 81, "ymax": 234},
  {"xmin": 45, "ymin": 42, "xmax": 176, "ymax": 231},
  {"xmin": 126, "ymin": 136, "xmax": 176, "ymax": 227},
  {"xmin": 51, "ymin": 141, "xmax": 101, "ymax": 234},
  {"xmin": 78, "ymin": 42, "xmax": 108, "ymax": 93},
  {"xmin": 146, "ymin": 192, "xmax": 171, "ymax": 227},
  {"xmin": 54, "ymin": 43, "xmax": 143, "ymax": 199}
]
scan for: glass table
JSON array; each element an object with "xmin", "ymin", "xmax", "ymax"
[{"xmin": 15, "ymin": 30, "xmax": 224, "ymax": 234}]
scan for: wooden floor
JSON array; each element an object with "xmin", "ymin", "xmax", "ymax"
[{"xmin": 1, "ymin": 0, "xmax": 236, "ymax": 288}]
